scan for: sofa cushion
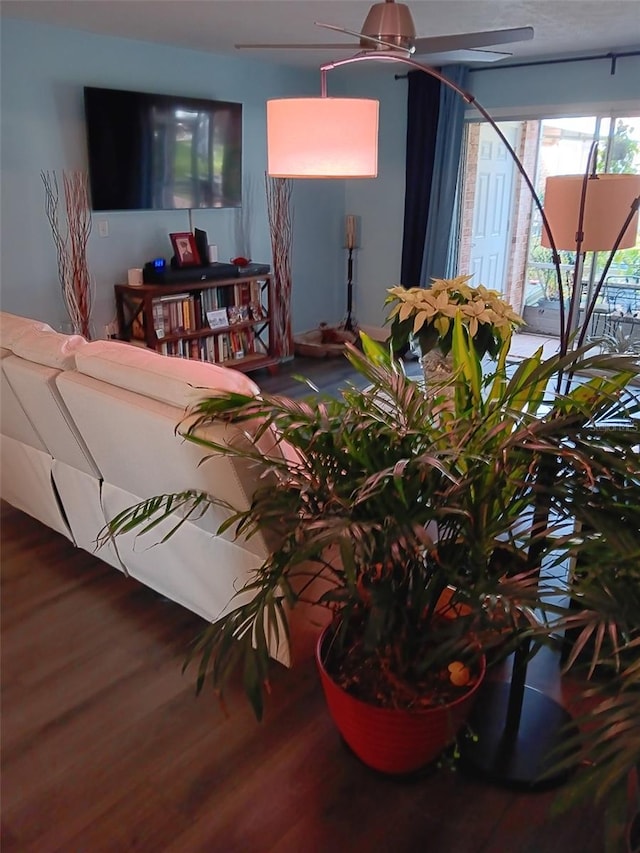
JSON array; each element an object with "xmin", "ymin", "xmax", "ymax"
[
  {"xmin": 0, "ymin": 349, "xmax": 48, "ymax": 451},
  {"xmin": 0, "ymin": 312, "xmax": 53, "ymax": 349},
  {"xmin": 10, "ymin": 327, "xmax": 87, "ymax": 370},
  {"xmin": 74, "ymin": 340, "xmax": 260, "ymax": 409}
]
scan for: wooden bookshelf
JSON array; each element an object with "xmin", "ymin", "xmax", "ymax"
[{"xmin": 114, "ymin": 274, "xmax": 279, "ymax": 374}]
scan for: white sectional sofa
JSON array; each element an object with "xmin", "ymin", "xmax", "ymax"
[{"xmin": 0, "ymin": 311, "xmax": 296, "ymax": 662}]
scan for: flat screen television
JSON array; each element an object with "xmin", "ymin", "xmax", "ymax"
[{"xmin": 84, "ymin": 86, "xmax": 242, "ymax": 211}]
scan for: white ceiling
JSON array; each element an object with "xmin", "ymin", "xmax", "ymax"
[{"xmin": 2, "ymin": 0, "xmax": 640, "ymax": 70}]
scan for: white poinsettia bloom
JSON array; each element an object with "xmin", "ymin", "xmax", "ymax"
[
  {"xmin": 462, "ymin": 300, "xmax": 494, "ymax": 321},
  {"xmin": 385, "ymin": 275, "xmax": 524, "ymax": 360},
  {"xmin": 413, "ymin": 310, "xmax": 432, "ymax": 333}
]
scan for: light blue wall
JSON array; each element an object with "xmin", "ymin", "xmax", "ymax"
[
  {"xmin": 343, "ymin": 66, "xmax": 408, "ymax": 332},
  {"xmin": 468, "ymin": 53, "xmax": 640, "ymax": 115},
  {"xmin": 0, "ymin": 18, "xmax": 346, "ymax": 335},
  {"xmin": 1, "ymin": 15, "xmax": 638, "ymax": 338}
]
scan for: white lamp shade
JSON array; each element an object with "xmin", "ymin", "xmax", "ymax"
[
  {"xmin": 541, "ymin": 173, "xmax": 640, "ymax": 252},
  {"xmin": 267, "ymin": 98, "xmax": 379, "ymax": 178}
]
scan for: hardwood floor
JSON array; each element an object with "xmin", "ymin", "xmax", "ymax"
[
  {"xmin": 1, "ymin": 495, "xmax": 606, "ymax": 852},
  {"xmin": 251, "ymin": 352, "xmax": 423, "ymax": 398}
]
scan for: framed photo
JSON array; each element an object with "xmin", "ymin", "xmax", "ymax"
[
  {"xmin": 249, "ymin": 302, "xmax": 265, "ymax": 321},
  {"xmin": 206, "ymin": 308, "xmax": 229, "ymax": 329},
  {"xmin": 170, "ymin": 232, "xmax": 201, "ymax": 267}
]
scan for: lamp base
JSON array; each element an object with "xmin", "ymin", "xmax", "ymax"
[{"xmin": 459, "ymin": 680, "xmax": 578, "ymax": 790}]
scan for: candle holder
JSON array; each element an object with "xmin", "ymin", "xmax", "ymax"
[{"xmin": 344, "ymin": 214, "xmax": 358, "ymax": 332}]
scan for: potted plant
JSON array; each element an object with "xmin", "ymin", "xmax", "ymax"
[
  {"xmin": 103, "ymin": 313, "xmax": 639, "ymax": 777},
  {"xmin": 385, "ymin": 274, "xmax": 525, "ymax": 382}
]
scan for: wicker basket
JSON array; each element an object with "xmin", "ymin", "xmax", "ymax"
[{"xmin": 293, "ymin": 326, "xmax": 356, "ymax": 358}]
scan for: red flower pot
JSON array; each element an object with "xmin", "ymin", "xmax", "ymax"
[{"xmin": 315, "ymin": 627, "xmax": 486, "ymax": 775}]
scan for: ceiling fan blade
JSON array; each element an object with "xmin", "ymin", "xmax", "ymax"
[
  {"xmin": 413, "ymin": 26, "xmax": 534, "ymax": 55},
  {"xmin": 413, "ymin": 48, "xmax": 513, "ymax": 65},
  {"xmin": 237, "ymin": 21, "xmax": 415, "ymax": 54}
]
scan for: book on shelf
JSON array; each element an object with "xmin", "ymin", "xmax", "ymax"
[
  {"xmin": 217, "ymin": 286, "xmax": 234, "ymax": 310},
  {"xmin": 217, "ymin": 334, "xmax": 232, "ymax": 362},
  {"xmin": 235, "ymin": 281, "xmax": 252, "ymax": 307},
  {"xmin": 250, "ymin": 279, "xmax": 261, "ymax": 302}
]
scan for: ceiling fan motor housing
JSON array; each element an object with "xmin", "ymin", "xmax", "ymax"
[{"xmin": 360, "ymin": 0, "xmax": 416, "ymax": 50}]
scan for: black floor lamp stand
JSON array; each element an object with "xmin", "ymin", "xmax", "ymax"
[
  {"xmin": 343, "ymin": 247, "xmax": 356, "ymax": 332},
  {"xmin": 459, "ymin": 638, "xmax": 578, "ymax": 790}
]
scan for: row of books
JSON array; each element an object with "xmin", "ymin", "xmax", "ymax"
[
  {"xmin": 212, "ymin": 328, "xmax": 267, "ymax": 362},
  {"xmin": 200, "ymin": 279, "xmax": 263, "ymax": 313},
  {"xmin": 157, "ymin": 329, "xmax": 267, "ymax": 363},
  {"xmin": 151, "ymin": 293, "xmax": 199, "ymax": 339},
  {"xmin": 149, "ymin": 290, "xmax": 267, "ymax": 340}
]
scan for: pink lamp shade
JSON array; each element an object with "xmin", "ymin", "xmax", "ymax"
[
  {"xmin": 541, "ymin": 173, "xmax": 640, "ymax": 252},
  {"xmin": 267, "ymin": 98, "xmax": 379, "ymax": 178}
]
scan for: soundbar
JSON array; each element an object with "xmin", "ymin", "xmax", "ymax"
[{"xmin": 143, "ymin": 262, "xmax": 239, "ymax": 285}]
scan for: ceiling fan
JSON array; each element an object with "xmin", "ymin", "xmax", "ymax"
[{"xmin": 236, "ymin": 0, "xmax": 534, "ymax": 64}]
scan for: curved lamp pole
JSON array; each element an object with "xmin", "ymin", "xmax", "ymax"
[
  {"xmin": 266, "ymin": 49, "xmax": 640, "ymax": 787},
  {"xmin": 268, "ymin": 51, "xmax": 639, "ymax": 370}
]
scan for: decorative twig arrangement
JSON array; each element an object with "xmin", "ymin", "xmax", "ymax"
[
  {"xmin": 265, "ymin": 175, "xmax": 293, "ymax": 358},
  {"xmin": 41, "ymin": 170, "xmax": 93, "ymax": 338}
]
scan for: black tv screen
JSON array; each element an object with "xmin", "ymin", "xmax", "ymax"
[{"xmin": 84, "ymin": 86, "xmax": 242, "ymax": 211}]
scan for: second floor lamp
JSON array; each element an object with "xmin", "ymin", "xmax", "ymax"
[{"xmin": 541, "ymin": 164, "xmax": 640, "ymax": 351}]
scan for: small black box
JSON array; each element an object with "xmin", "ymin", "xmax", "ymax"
[{"xmin": 237, "ymin": 263, "xmax": 271, "ymax": 276}]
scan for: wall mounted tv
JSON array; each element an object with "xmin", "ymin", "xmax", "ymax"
[{"xmin": 84, "ymin": 86, "xmax": 242, "ymax": 211}]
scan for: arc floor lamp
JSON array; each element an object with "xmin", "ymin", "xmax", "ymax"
[
  {"xmin": 265, "ymin": 50, "xmax": 640, "ymax": 788},
  {"xmin": 267, "ymin": 53, "xmax": 639, "ymax": 359}
]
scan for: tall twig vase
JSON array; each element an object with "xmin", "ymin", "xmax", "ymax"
[
  {"xmin": 42, "ymin": 170, "xmax": 93, "ymax": 339},
  {"xmin": 265, "ymin": 175, "xmax": 293, "ymax": 359}
]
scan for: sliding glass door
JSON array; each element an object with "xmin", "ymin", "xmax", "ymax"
[{"xmin": 459, "ymin": 113, "xmax": 640, "ymax": 338}]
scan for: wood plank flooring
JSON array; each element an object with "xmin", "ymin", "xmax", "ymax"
[
  {"xmin": 251, "ymin": 352, "xmax": 421, "ymax": 398},
  {"xmin": 1, "ymin": 351, "xmax": 609, "ymax": 852},
  {"xmin": 1, "ymin": 497, "xmax": 607, "ymax": 852}
]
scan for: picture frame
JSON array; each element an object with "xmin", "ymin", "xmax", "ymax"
[
  {"xmin": 170, "ymin": 232, "xmax": 201, "ymax": 267},
  {"xmin": 206, "ymin": 308, "xmax": 229, "ymax": 329},
  {"xmin": 249, "ymin": 302, "xmax": 265, "ymax": 321}
]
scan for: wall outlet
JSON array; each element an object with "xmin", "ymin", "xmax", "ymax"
[{"xmin": 98, "ymin": 220, "xmax": 109, "ymax": 238}]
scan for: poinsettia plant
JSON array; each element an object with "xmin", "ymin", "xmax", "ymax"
[{"xmin": 385, "ymin": 275, "xmax": 525, "ymax": 360}]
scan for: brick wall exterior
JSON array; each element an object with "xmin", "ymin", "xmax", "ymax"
[{"xmin": 457, "ymin": 123, "xmax": 479, "ymax": 276}]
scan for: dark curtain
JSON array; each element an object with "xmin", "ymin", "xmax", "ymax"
[
  {"xmin": 400, "ymin": 71, "xmax": 440, "ymax": 287},
  {"xmin": 420, "ymin": 65, "xmax": 469, "ymax": 287}
]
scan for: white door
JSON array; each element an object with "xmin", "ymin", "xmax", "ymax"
[{"xmin": 469, "ymin": 123, "xmax": 518, "ymax": 293}]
